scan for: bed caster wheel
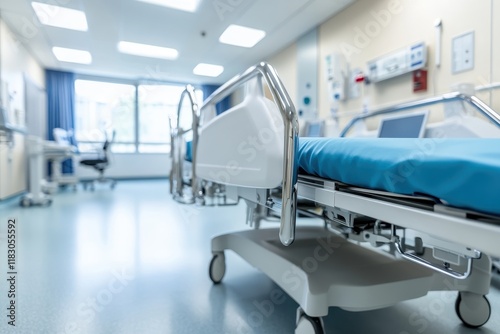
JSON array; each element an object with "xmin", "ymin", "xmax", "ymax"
[
  {"xmin": 110, "ymin": 181, "xmax": 117, "ymax": 190},
  {"xmin": 195, "ymin": 197, "xmax": 206, "ymax": 206},
  {"xmin": 209, "ymin": 253, "xmax": 225, "ymax": 284},
  {"xmin": 20, "ymin": 197, "xmax": 31, "ymax": 207},
  {"xmin": 455, "ymin": 292, "xmax": 491, "ymax": 328},
  {"xmin": 295, "ymin": 308, "xmax": 324, "ymax": 334}
]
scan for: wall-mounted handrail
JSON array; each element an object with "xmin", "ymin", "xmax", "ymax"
[
  {"xmin": 201, "ymin": 62, "xmax": 299, "ymax": 246},
  {"xmin": 339, "ymin": 92, "xmax": 500, "ymax": 137},
  {"xmin": 475, "ymin": 82, "xmax": 500, "ymax": 92}
]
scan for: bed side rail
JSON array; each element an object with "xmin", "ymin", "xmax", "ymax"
[
  {"xmin": 170, "ymin": 85, "xmax": 199, "ymax": 201},
  {"xmin": 168, "ymin": 116, "xmax": 175, "ymax": 195},
  {"xmin": 339, "ymin": 92, "xmax": 500, "ymax": 137},
  {"xmin": 201, "ymin": 62, "xmax": 299, "ymax": 246},
  {"xmin": 179, "ymin": 85, "xmax": 200, "ymax": 197}
]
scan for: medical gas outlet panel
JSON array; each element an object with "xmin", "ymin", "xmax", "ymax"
[
  {"xmin": 325, "ymin": 53, "xmax": 365, "ymax": 102},
  {"xmin": 367, "ymin": 42, "xmax": 427, "ymax": 83}
]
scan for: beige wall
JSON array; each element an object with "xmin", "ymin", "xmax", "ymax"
[
  {"xmin": 489, "ymin": 0, "xmax": 500, "ymax": 111},
  {"xmin": 268, "ymin": 0, "xmax": 499, "ymax": 127},
  {"xmin": 0, "ymin": 19, "xmax": 45, "ymax": 199},
  {"xmin": 268, "ymin": 43, "xmax": 298, "ymax": 105},
  {"xmin": 1, "ymin": 20, "xmax": 45, "ymax": 96}
]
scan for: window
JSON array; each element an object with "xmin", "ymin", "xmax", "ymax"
[
  {"xmin": 138, "ymin": 85, "xmax": 202, "ymax": 153},
  {"xmin": 75, "ymin": 80, "xmax": 136, "ymax": 152},
  {"xmin": 74, "ymin": 79, "xmax": 203, "ymax": 153}
]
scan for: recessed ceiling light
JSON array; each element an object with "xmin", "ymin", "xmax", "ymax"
[
  {"xmin": 32, "ymin": 2, "xmax": 88, "ymax": 31},
  {"xmin": 118, "ymin": 41, "xmax": 179, "ymax": 60},
  {"xmin": 136, "ymin": 0, "xmax": 200, "ymax": 12},
  {"xmin": 219, "ymin": 25, "xmax": 266, "ymax": 48},
  {"xmin": 193, "ymin": 63, "xmax": 224, "ymax": 77},
  {"xmin": 52, "ymin": 47, "xmax": 92, "ymax": 64}
]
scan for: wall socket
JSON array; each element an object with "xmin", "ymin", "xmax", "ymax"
[{"xmin": 452, "ymin": 31, "xmax": 474, "ymax": 74}]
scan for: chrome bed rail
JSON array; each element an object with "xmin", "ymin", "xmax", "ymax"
[
  {"xmin": 178, "ymin": 85, "xmax": 200, "ymax": 198},
  {"xmin": 339, "ymin": 92, "xmax": 500, "ymax": 137},
  {"xmin": 201, "ymin": 62, "xmax": 299, "ymax": 246},
  {"xmin": 170, "ymin": 85, "xmax": 200, "ymax": 203},
  {"xmin": 168, "ymin": 116, "xmax": 175, "ymax": 195}
]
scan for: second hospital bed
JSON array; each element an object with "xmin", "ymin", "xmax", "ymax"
[{"xmin": 170, "ymin": 62, "xmax": 500, "ymax": 334}]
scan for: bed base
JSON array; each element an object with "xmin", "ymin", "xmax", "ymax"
[
  {"xmin": 295, "ymin": 175, "xmax": 500, "ymax": 259},
  {"xmin": 493, "ymin": 260, "xmax": 500, "ymax": 273},
  {"xmin": 210, "ymin": 227, "xmax": 492, "ymax": 332},
  {"xmin": 215, "ymin": 174, "xmax": 497, "ymax": 332}
]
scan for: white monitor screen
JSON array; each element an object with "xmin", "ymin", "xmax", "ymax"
[{"xmin": 378, "ymin": 111, "xmax": 428, "ymax": 138}]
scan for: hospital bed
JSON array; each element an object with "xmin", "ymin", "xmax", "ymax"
[
  {"xmin": 169, "ymin": 84, "xmax": 263, "ymax": 218},
  {"xmin": 170, "ymin": 62, "xmax": 500, "ymax": 333}
]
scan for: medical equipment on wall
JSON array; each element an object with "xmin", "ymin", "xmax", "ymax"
[
  {"xmin": 296, "ymin": 28, "xmax": 318, "ymax": 121},
  {"xmin": 324, "ymin": 53, "xmax": 363, "ymax": 136},
  {"xmin": 0, "ymin": 106, "xmax": 24, "ymax": 144},
  {"xmin": 172, "ymin": 62, "xmax": 500, "ymax": 334},
  {"xmin": 367, "ymin": 42, "xmax": 426, "ymax": 83},
  {"xmin": 325, "ymin": 53, "xmax": 348, "ymax": 120},
  {"xmin": 435, "ymin": 19, "xmax": 443, "ymax": 68},
  {"xmin": 0, "ymin": 106, "xmax": 13, "ymax": 144}
]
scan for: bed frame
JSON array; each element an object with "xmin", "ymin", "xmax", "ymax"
[{"xmin": 170, "ymin": 62, "xmax": 500, "ymax": 334}]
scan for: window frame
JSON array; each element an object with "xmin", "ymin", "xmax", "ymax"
[{"xmin": 74, "ymin": 74, "xmax": 203, "ymax": 154}]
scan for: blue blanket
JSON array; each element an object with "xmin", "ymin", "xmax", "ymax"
[{"xmin": 298, "ymin": 138, "xmax": 500, "ymax": 216}]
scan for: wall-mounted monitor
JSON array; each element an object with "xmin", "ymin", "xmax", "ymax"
[
  {"xmin": 303, "ymin": 120, "xmax": 324, "ymax": 137},
  {"xmin": 377, "ymin": 110, "xmax": 429, "ymax": 138}
]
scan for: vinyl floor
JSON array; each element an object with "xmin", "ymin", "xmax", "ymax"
[{"xmin": 0, "ymin": 180, "xmax": 499, "ymax": 334}]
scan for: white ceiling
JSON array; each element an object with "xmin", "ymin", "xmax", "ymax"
[{"xmin": 0, "ymin": 0, "xmax": 354, "ymax": 84}]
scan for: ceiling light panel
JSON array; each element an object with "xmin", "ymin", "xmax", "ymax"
[
  {"xmin": 52, "ymin": 47, "xmax": 92, "ymax": 64},
  {"xmin": 193, "ymin": 63, "xmax": 224, "ymax": 77},
  {"xmin": 32, "ymin": 2, "xmax": 88, "ymax": 31},
  {"xmin": 136, "ymin": 0, "xmax": 200, "ymax": 12},
  {"xmin": 219, "ymin": 25, "xmax": 266, "ymax": 48},
  {"xmin": 118, "ymin": 41, "xmax": 179, "ymax": 60}
]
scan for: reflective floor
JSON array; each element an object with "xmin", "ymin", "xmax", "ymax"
[{"xmin": 0, "ymin": 180, "xmax": 499, "ymax": 333}]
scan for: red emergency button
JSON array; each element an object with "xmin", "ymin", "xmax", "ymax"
[{"xmin": 354, "ymin": 73, "xmax": 365, "ymax": 83}]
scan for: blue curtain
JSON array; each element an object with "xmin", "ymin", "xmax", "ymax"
[
  {"xmin": 201, "ymin": 84, "xmax": 231, "ymax": 115},
  {"xmin": 46, "ymin": 70, "xmax": 75, "ymax": 174}
]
